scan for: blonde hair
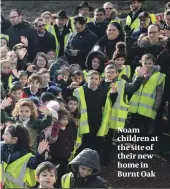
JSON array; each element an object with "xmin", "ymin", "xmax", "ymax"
[{"xmin": 12, "ymin": 99, "xmax": 38, "ymax": 119}]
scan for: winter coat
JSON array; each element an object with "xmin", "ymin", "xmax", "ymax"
[
  {"xmin": 1, "ymin": 16, "xmax": 12, "ymax": 34},
  {"xmin": 7, "ymin": 21, "xmax": 39, "ymax": 62},
  {"xmin": 85, "ymin": 50, "xmax": 106, "ymax": 75},
  {"xmin": 96, "ymin": 35, "xmax": 124, "ymax": 60},
  {"xmin": 65, "ymin": 28, "xmax": 98, "ymax": 69},
  {"xmin": 64, "ymin": 148, "xmax": 108, "ymax": 188},
  {"xmin": 87, "ymin": 21, "xmax": 108, "ymax": 39},
  {"xmin": 34, "ymin": 29, "xmax": 56, "ymax": 53}
]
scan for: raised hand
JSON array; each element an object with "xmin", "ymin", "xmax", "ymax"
[
  {"xmin": 21, "ymin": 36, "xmax": 28, "ymax": 47},
  {"xmin": 110, "ymin": 82, "xmax": 117, "ymax": 93},
  {"xmin": 0, "ymin": 97, "xmax": 12, "ymax": 109},
  {"xmin": 39, "ymin": 106, "xmax": 52, "ymax": 116},
  {"xmin": 38, "ymin": 140, "xmax": 49, "ymax": 154},
  {"xmin": 137, "ymin": 66, "xmax": 148, "ymax": 77},
  {"xmin": 17, "ymin": 48, "xmax": 27, "ymax": 60}
]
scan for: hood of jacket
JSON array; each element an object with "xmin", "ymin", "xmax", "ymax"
[
  {"xmin": 137, "ymin": 35, "xmax": 168, "ymax": 48},
  {"xmin": 85, "ymin": 47, "xmax": 106, "ymax": 74},
  {"xmin": 68, "ymin": 148, "xmax": 101, "ymax": 175}
]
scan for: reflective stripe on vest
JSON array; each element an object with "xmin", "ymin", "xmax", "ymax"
[
  {"xmin": 70, "ymin": 16, "xmax": 93, "ymax": 32},
  {"xmin": 61, "ymin": 172, "xmax": 72, "ymax": 188},
  {"xmin": 126, "ymin": 13, "xmax": 157, "ymax": 32},
  {"xmin": 46, "ymin": 25, "xmax": 71, "ymax": 57},
  {"xmin": 97, "ymin": 88, "xmax": 112, "ymax": 136},
  {"xmin": 2, "ymin": 153, "xmax": 35, "ymax": 188},
  {"xmin": 73, "ymin": 87, "xmax": 90, "ymax": 135},
  {"xmin": 110, "ymin": 80, "xmax": 129, "ymax": 130},
  {"xmin": 119, "ymin": 65, "xmax": 131, "ymax": 79},
  {"xmin": 0, "ymin": 34, "xmax": 9, "ymax": 41},
  {"xmin": 110, "ymin": 17, "xmax": 121, "ymax": 24},
  {"xmin": 129, "ymin": 72, "xmax": 165, "ymax": 119}
]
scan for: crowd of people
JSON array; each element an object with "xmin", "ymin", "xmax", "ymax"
[{"xmin": 1, "ymin": 0, "xmax": 170, "ymax": 188}]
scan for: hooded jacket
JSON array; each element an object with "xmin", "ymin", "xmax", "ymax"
[
  {"xmin": 7, "ymin": 20, "xmax": 39, "ymax": 62},
  {"xmin": 66, "ymin": 148, "xmax": 108, "ymax": 188},
  {"xmin": 85, "ymin": 50, "xmax": 106, "ymax": 75}
]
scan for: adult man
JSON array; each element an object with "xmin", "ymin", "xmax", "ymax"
[
  {"xmin": 160, "ymin": 10, "xmax": 170, "ymax": 38},
  {"xmin": 7, "ymin": 9, "xmax": 38, "ymax": 61},
  {"xmin": 67, "ymin": 1, "xmax": 94, "ymax": 32},
  {"xmin": 47, "ymin": 10, "xmax": 71, "ymax": 58},
  {"xmin": 1, "ymin": 3, "xmax": 11, "ymax": 34},
  {"xmin": 34, "ymin": 18, "xmax": 56, "ymax": 53},
  {"xmin": 125, "ymin": 0, "xmax": 156, "ymax": 33},
  {"xmin": 103, "ymin": 2, "xmax": 120, "ymax": 24},
  {"xmin": 131, "ymin": 11, "xmax": 151, "ymax": 41},
  {"xmin": 87, "ymin": 8, "xmax": 107, "ymax": 39},
  {"xmin": 65, "ymin": 16, "xmax": 98, "ymax": 69}
]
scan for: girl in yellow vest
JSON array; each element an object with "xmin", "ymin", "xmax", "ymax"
[
  {"xmin": 61, "ymin": 148, "xmax": 108, "ymax": 188},
  {"xmin": 1, "ymin": 124, "xmax": 49, "ymax": 188},
  {"xmin": 111, "ymin": 42, "xmax": 131, "ymax": 82},
  {"xmin": 128, "ymin": 53, "xmax": 165, "ymax": 143},
  {"xmin": 83, "ymin": 50, "xmax": 106, "ymax": 82}
]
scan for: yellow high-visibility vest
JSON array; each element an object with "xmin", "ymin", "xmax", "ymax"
[
  {"xmin": 46, "ymin": 25, "xmax": 71, "ymax": 58},
  {"xmin": 126, "ymin": 13, "xmax": 157, "ymax": 32},
  {"xmin": 129, "ymin": 72, "xmax": 165, "ymax": 119},
  {"xmin": 73, "ymin": 86, "xmax": 111, "ymax": 136},
  {"xmin": 1, "ymin": 153, "xmax": 36, "ymax": 188},
  {"xmin": 110, "ymin": 17, "xmax": 121, "ymax": 24},
  {"xmin": 69, "ymin": 16, "xmax": 93, "ymax": 32},
  {"xmin": 109, "ymin": 80, "xmax": 129, "ymax": 130},
  {"xmin": 119, "ymin": 65, "xmax": 131, "ymax": 80},
  {"xmin": 61, "ymin": 172, "xmax": 73, "ymax": 188}
]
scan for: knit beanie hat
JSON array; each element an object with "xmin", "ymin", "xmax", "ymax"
[
  {"xmin": 112, "ymin": 42, "xmax": 127, "ymax": 60},
  {"xmin": 47, "ymin": 86, "xmax": 62, "ymax": 97}
]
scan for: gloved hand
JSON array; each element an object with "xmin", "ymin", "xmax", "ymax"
[{"xmin": 124, "ymin": 25, "xmax": 134, "ymax": 36}]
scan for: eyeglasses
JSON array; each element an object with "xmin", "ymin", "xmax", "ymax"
[
  {"xmin": 105, "ymin": 8, "xmax": 112, "ymax": 10},
  {"xmin": 10, "ymin": 16, "xmax": 19, "ymax": 19},
  {"xmin": 38, "ymin": 24, "xmax": 45, "ymax": 28}
]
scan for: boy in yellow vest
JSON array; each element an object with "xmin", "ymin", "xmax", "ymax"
[
  {"xmin": 101, "ymin": 63, "xmax": 147, "ymax": 164},
  {"xmin": 73, "ymin": 70, "xmax": 118, "ymax": 158},
  {"xmin": 61, "ymin": 148, "xmax": 108, "ymax": 188},
  {"xmin": 128, "ymin": 53, "xmax": 165, "ymax": 142}
]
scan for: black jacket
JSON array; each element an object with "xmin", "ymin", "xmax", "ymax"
[
  {"xmin": 7, "ymin": 21, "xmax": 39, "ymax": 62},
  {"xmin": 65, "ymin": 28, "xmax": 98, "ymax": 69},
  {"xmin": 87, "ymin": 21, "xmax": 107, "ymax": 39},
  {"xmin": 34, "ymin": 29, "xmax": 56, "ymax": 53},
  {"xmin": 1, "ymin": 16, "xmax": 12, "ymax": 34},
  {"xmin": 63, "ymin": 148, "xmax": 108, "ymax": 188}
]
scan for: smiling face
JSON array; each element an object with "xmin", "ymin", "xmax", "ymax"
[
  {"xmin": 78, "ymin": 165, "xmax": 93, "ymax": 177},
  {"xmin": 92, "ymin": 57, "xmax": 100, "ymax": 70},
  {"xmin": 114, "ymin": 57, "xmax": 125, "ymax": 69},
  {"xmin": 18, "ymin": 105, "xmax": 32, "ymax": 121},
  {"xmin": 107, "ymin": 24, "xmax": 119, "ymax": 40},
  {"xmin": 87, "ymin": 73, "xmax": 100, "ymax": 89},
  {"xmin": 36, "ymin": 56, "xmax": 47, "ymax": 68}
]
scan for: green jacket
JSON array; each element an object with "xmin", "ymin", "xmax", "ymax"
[{"xmin": 1, "ymin": 109, "xmax": 52, "ymax": 153}]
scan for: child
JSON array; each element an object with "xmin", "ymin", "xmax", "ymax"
[
  {"xmin": 128, "ymin": 53, "xmax": 166, "ymax": 141},
  {"xmin": 23, "ymin": 73, "xmax": 42, "ymax": 98},
  {"xmin": 62, "ymin": 70, "xmax": 85, "ymax": 100},
  {"xmin": 1, "ymin": 97, "xmax": 52, "ymax": 153},
  {"xmin": 67, "ymin": 96, "xmax": 80, "ymax": 127},
  {"xmin": 36, "ymin": 161, "xmax": 58, "ymax": 188},
  {"xmin": 1, "ymin": 124, "xmax": 49, "ymax": 188},
  {"xmin": 47, "ymin": 86, "xmax": 62, "ymax": 98},
  {"xmin": 73, "ymin": 70, "xmax": 118, "ymax": 158},
  {"xmin": 18, "ymin": 71, "xmax": 28, "ymax": 87},
  {"xmin": 61, "ymin": 148, "xmax": 108, "ymax": 188},
  {"xmin": 38, "ymin": 68, "xmax": 56, "ymax": 93},
  {"xmin": 47, "ymin": 49, "xmax": 56, "ymax": 61},
  {"xmin": 56, "ymin": 97, "xmax": 67, "ymax": 110},
  {"xmin": 111, "ymin": 42, "xmax": 131, "ymax": 82},
  {"xmin": 83, "ymin": 51, "xmax": 106, "ymax": 82},
  {"xmin": 33, "ymin": 52, "xmax": 48, "ymax": 70},
  {"xmin": 47, "ymin": 109, "xmax": 77, "ymax": 185},
  {"xmin": 101, "ymin": 63, "xmax": 147, "ymax": 164},
  {"xmin": 7, "ymin": 50, "xmax": 18, "ymax": 69},
  {"xmin": 0, "ymin": 37, "xmax": 8, "ymax": 47},
  {"xmin": 55, "ymin": 69, "xmax": 70, "ymax": 90},
  {"xmin": 0, "ymin": 59, "xmax": 14, "ymax": 91},
  {"xmin": 40, "ymin": 92, "xmax": 56, "ymax": 105},
  {"xmin": 0, "ymin": 46, "xmax": 9, "ymax": 59}
]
